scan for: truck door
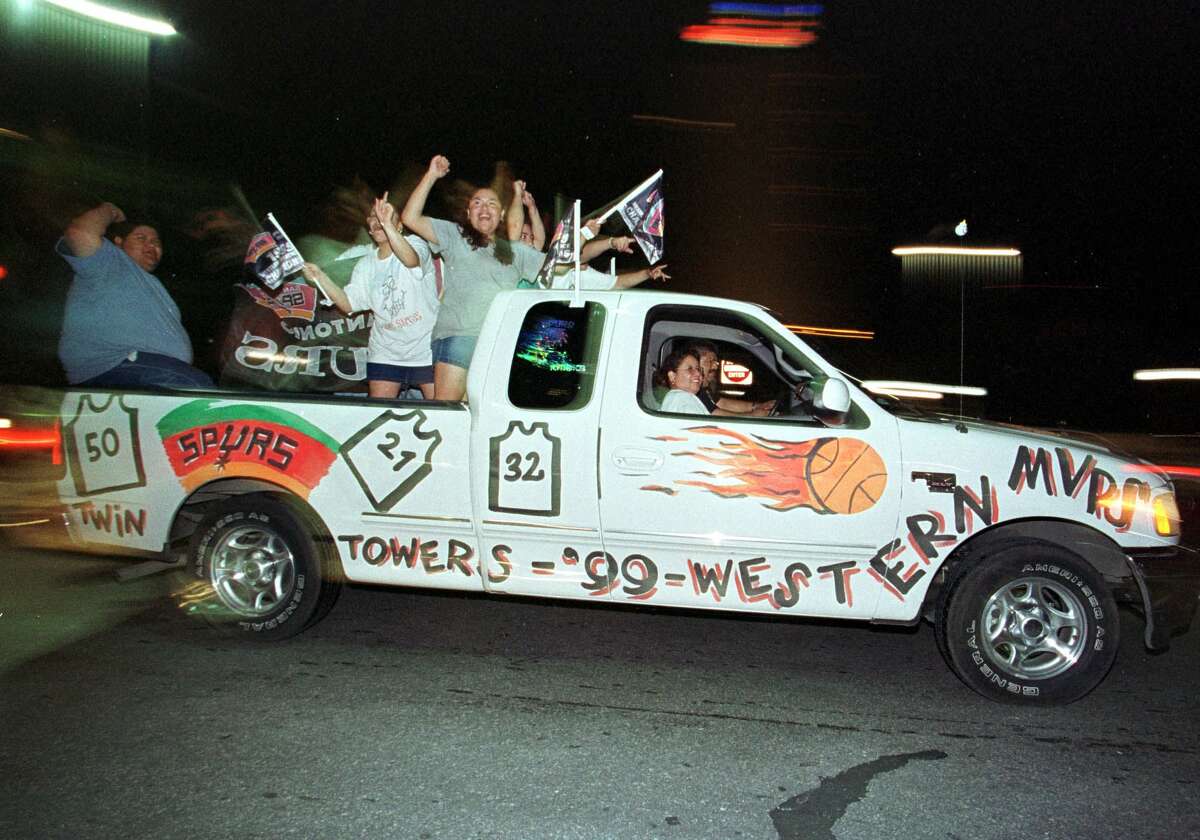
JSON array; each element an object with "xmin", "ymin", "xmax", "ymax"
[
  {"xmin": 472, "ymin": 294, "xmax": 613, "ymax": 602},
  {"xmin": 597, "ymin": 299, "xmax": 903, "ymax": 620}
]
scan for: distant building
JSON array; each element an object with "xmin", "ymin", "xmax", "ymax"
[
  {"xmin": 635, "ymin": 8, "xmax": 880, "ymax": 329},
  {"xmin": 0, "ymin": 0, "xmax": 165, "ymax": 150}
]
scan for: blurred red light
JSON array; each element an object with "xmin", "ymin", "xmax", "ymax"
[{"xmin": 0, "ymin": 427, "xmax": 60, "ymax": 451}]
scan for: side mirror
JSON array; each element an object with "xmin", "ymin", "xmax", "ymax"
[{"xmin": 813, "ymin": 377, "xmax": 851, "ymax": 416}]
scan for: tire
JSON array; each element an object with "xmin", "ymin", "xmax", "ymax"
[
  {"xmin": 934, "ymin": 541, "xmax": 1118, "ymax": 704},
  {"xmin": 178, "ymin": 495, "xmax": 341, "ymax": 640}
]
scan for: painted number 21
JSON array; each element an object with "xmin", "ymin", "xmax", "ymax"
[
  {"xmin": 377, "ymin": 432, "xmax": 416, "ymax": 473},
  {"xmin": 503, "ymin": 451, "xmax": 544, "ymax": 482}
]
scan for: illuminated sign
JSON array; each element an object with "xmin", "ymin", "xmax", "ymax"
[
  {"xmin": 680, "ymin": 2, "xmax": 822, "ymax": 49},
  {"xmin": 721, "ymin": 362, "xmax": 752, "ymax": 385},
  {"xmin": 891, "ymin": 246, "xmax": 1021, "ymax": 257}
]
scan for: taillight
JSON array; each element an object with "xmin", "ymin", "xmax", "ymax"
[{"xmin": 51, "ymin": 418, "xmax": 62, "ymax": 465}]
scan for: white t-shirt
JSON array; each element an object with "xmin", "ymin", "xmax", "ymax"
[
  {"xmin": 548, "ymin": 265, "xmax": 617, "ymax": 291},
  {"xmin": 661, "ymin": 388, "xmax": 709, "ymax": 415},
  {"xmin": 345, "ymin": 237, "xmax": 439, "ymax": 366}
]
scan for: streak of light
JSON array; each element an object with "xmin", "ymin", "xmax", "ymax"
[
  {"xmin": 1132, "ymin": 368, "xmax": 1200, "ymax": 382},
  {"xmin": 43, "ymin": 0, "xmax": 176, "ymax": 35},
  {"xmin": 680, "ymin": 23, "xmax": 818, "ymax": 48},
  {"xmin": 862, "ymin": 380, "xmax": 987, "ymax": 397},
  {"xmin": 868, "ymin": 387, "xmax": 944, "ymax": 400},
  {"xmin": 0, "ymin": 127, "xmax": 33, "ymax": 142},
  {"xmin": 710, "ymin": 3, "xmax": 824, "ymax": 14},
  {"xmin": 708, "ymin": 16, "xmax": 813, "ymax": 27},
  {"xmin": 891, "ymin": 246, "xmax": 1021, "ymax": 257},
  {"xmin": 0, "ymin": 420, "xmax": 62, "ymax": 463},
  {"xmin": 0, "ymin": 519, "xmax": 52, "ymax": 528},
  {"xmin": 784, "ymin": 324, "xmax": 875, "ymax": 340},
  {"xmin": 1124, "ymin": 464, "xmax": 1200, "ymax": 480},
  {"xmin": 0, "ymin": 429, "xmax": 60, "ymax": 447},
  {"xmin": 630, "ymin": 114, "xmax": 737, "ymax": 130}
]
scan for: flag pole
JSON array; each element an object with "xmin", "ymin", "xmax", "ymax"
[
  {"xmin": 592, "ymin": 169, "xmax": 663, "ymax": 224},
  {"xmin": 572, "ymin": 199, "xmax": 582, "ymax": 308},
  {"xmin": 268, "ymin": 212, "xmax": 331, "ymax": 306}
]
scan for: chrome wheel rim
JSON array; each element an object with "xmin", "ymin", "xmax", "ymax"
[
  {"xmin": 980, "ymin": 575, "xmax": 1088, "ymax": 680},
  {"xmin": 208, "ymin": 524, "xmax": 296, "ymax": 617}
]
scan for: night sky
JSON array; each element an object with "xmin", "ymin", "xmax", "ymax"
[
  {"xmin": 148, "ymin": 1, "xmax": 1198, "ymax": 274},
  {"xmin": 6, "ymin": 0, "xmax": 1199, "ymax": 430}
]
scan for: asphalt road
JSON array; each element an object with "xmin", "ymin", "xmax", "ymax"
[{"xmin": 2, "ymin": 541, "xmax": 1198, "ymax": 840}]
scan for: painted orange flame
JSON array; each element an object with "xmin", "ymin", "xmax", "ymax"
[{"xmin": 663, "ymin": 425, "xmax": 887, "ymax": 514}]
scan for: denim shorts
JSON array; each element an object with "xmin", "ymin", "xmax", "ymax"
[
  {"xmin": 78, "ymin": 351, "xmax": 213, "ymax": 391},
  {"xmin": 366, "ymin": 362, "xmax": 434, "ymax": 385},
  {"xmin": 431, "ymin": 335, "xmax": 477, "ymax": 369}
]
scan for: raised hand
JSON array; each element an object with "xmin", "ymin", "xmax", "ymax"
[
  {"xmin": 521, "ymin": 189, "xmax": 537, "ymax": 209},
  {"xmin": 103, "ymin": 202, "xmax": 127, "ymax": 224},
  {"xmin": 647, "ymin": 264, "xmax": 670, "ymax": 281},
  {"xmin": 301, "ymin": 262, "xmax": 331, "ymax": 285},
  {"xmin": 373, "ymin": 193, "xmax": 396, "ymax": 229},
  {"xmin": 611, "ymin": 235, "xmax": 636, "ymax": 254},
  {"xmin": 429, "ymin": 155, "xmax": 450, "ymax": 178}
]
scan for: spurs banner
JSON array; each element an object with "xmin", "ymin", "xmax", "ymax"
[
  {"xmin": 533, "ymin": 201, "xmax": 579, "ymax": 289},
  {"xmin": 615, "ymin": 170, "xmax": 664, "ymax": 263},
  {"xmin": 222, "ymin": 238, "xmax": 373, "ymax": 393},
  {"xmin": 243, "ymin": 215, "xmax": 305, "ymax": 292}
]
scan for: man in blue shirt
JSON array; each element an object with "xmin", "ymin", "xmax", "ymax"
[{"xmin": 56, "ymin": 201, "xmax": 212, "ymax": 389}]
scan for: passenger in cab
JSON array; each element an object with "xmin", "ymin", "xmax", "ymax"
[
  {"xmin": 654, "ymin": 349, "xmax": 709, "ymax": 415},
  {"xmin": 55, "ymin": 201, "xmax": 212, "ymax": 389},
  {"xmin": 301, "ymin": 194, "xmax": 438, "ymax": 399},
  {"xmin": 686, "ymin": 340, "xmax": 774, "ymax": 416}
]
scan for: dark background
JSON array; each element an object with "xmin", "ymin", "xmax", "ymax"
[{"xmin": 2, "ymin": 0, "xmax": 1197, "ymax": 431}]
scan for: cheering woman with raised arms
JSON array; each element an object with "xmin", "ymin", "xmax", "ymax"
[{"xmin": 402, "ymin": 154, "xmax": 657, "ymax": 401}]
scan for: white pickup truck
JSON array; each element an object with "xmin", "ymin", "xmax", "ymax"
[{"xmin": 51, "ymin": 288, "xmax": 1197, "ymax": 704}]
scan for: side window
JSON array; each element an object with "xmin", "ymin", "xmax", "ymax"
[
  {"xmin": 508, "ymin": 301, "xmax": 606, "ymax": 410},
  {"xmin": 640, "ymin": 305, "xmax": 869, "ymax": 428}
]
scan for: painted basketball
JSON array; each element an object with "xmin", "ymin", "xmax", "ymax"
[{"xmin": 805, "ymin": 437, "xmax": 888, "ymax": 514}]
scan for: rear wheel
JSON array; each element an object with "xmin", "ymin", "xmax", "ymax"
[
  {"xmin": 935, "ymin": 541, "xmax": 1118, "ymax": 704},
  {"xmin": 177, "ymin": 495, "xmax": 340, "ymax": 640}
]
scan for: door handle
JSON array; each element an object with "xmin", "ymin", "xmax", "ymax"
[{"xmin": 612, "ymin": 447, "xmax": 663, "ymax": 474}]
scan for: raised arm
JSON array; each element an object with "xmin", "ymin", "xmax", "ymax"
[
  {"xmin": 301, "ymin": 262, "xmax": 352, "ymax": 314},
  {"xmin": 62, "ymin": 201, "xmax": 125, "ymax": 257},
  {"xmin": 614, "ymin": 263, "xmax": 670, "ymax": 289},
  {"xmin": 582, "ymin": 232, "xmax": 636, "ymax": 264},
  {"xmin": 400, "ymin": 155, "xmax": 449, "ymax": 246},
  {"xmin": 373, "ymin": 194, "xmax": 419, "ymax": 269},
  {"xmin": 505, "ymin": 180, "xmax": 526, "ymax": 242},
  {"xmin": 523, "ymin": 189, "xmax": 546, "ymax": 250}
]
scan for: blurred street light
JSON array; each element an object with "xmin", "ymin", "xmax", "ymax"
[{"xmin": 42, "ymin": 0, "xmax": 175, "ymax": 35}]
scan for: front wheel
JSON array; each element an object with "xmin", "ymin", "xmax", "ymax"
[
  {"xmin": 177, "ymin": 495, "xmax": 341, "ymax": 640},
  {"xmin": 935, "ymin": 542, "xmax": 1118, "ymax": 704}
]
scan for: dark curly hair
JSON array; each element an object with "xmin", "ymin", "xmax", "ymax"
[{"xmin": 653, "ymin": 348, "xmax": 698, "ymax": 390}]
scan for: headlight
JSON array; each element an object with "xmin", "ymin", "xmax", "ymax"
[{"xmin": 1153, "ymin": 492, "xmax": 1181, "ymax": 537}]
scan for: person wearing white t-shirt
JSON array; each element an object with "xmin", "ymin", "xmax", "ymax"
[
  {"xmin": 655, "ymin": 349, "xmax": 709, "ymax": 415},
  {"xmin": 302, "ymin": 194, "xmax": 438, "ymax": 398}
]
